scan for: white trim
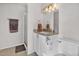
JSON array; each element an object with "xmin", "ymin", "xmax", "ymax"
[
  {"xmin": 0, "ymin": 43, "xmax": 24, "ymax": 50},
  {"xmin": 24, "ymin": 42, "xmax": 27, "ymax": 50}
]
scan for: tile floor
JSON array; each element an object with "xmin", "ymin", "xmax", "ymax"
[
  {"xmin": 0, "ymin": 47, "xmax": 38, "ymax": 56},
  {"xmin": 0, "ymin": 47, "xmax": 27, "ymax": 56}
]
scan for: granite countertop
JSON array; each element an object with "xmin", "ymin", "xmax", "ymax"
[{"xmin": 33, "ymin": 29, "xmax": 58, "ymax": 36}]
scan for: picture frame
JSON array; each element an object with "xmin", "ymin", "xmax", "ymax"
[{"xmin": 9, "ymin": 19, "xmax": 18, "ymax": 33}]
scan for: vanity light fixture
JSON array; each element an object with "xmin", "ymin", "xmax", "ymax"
[{"xmin": 43, "ymin": 3, "xmax": 57, "ymax": 13}]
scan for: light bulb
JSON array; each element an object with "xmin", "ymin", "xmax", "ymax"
[
  {"xmin": 49, "ymin": 5, "xmax": 52, "ymax": 10},
  {"xmin": 52, "ymin": 8, "xmax": 55, "ymax": 11},
  {"xmin": 53, "ymin": 4, "xmax": 57, "ymax": 9},
  {"xmin": 45, "ymin": 7, "xmax": 49, "ymax": 12},
  {"xmin": 48, "ymin": 9, "xmax": 51, "ymax": 13}
]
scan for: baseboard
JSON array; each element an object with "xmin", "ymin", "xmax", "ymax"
[{"xmin": 24, "ymin": 42, "xmax": 27, "ymax": 50}]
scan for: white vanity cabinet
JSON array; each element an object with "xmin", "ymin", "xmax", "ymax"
[
  {"xmin": 33, "ymin": 33, "xmax": 45, "ymax": 56},
  {"xmin": 34, "ymin": 32, "xmax": 58, "ymax": 56},
  {"xmin": 34, "ymin": 33, "xmax": 54, "ymax": 56},
  {"xmin": 34, "ymin": 32, "xmax": 79, "ymax": 56}
]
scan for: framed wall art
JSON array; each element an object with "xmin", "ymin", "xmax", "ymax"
[{"xmin": 9, "ymin": 19, "xmax": 19, "ymax": 33}]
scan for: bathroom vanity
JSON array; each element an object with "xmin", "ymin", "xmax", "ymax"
[
  {"xmin": 33, "ymin": 30, "xmax": 59, "ymax": 56},
  {"xmin": 33, "ymin": 32, "xmax": 79, "ymax": 56}
]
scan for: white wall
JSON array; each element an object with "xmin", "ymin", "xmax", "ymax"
[
  {"xmin": 59, "ymin": 3, "xmax": 79, "ymax": 41},
  {"xmin": 0, "ymin": 4, "xmax": 26, "ymax": 49}
]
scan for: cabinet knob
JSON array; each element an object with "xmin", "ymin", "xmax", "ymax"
[{"xmin": 58, "ymin": 40, "xmax": 62, "ymax": 43}]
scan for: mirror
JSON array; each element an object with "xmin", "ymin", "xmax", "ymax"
[{"xmin": 41, "ymin": 3, "xmax": 59, "ymax": 34}]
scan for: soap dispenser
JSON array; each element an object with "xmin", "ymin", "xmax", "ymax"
[{"xmin": 37, "ymin": 20, "xmax": 43, "ymax": 32}]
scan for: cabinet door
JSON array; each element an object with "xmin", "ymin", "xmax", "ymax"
[
  {"xmin": 62, "ymin": 40, "xmax": 78, "ymax": 56},
  {"xmin": 38, "ymin": 35, "xmax": 48, "ymax": 55}
]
